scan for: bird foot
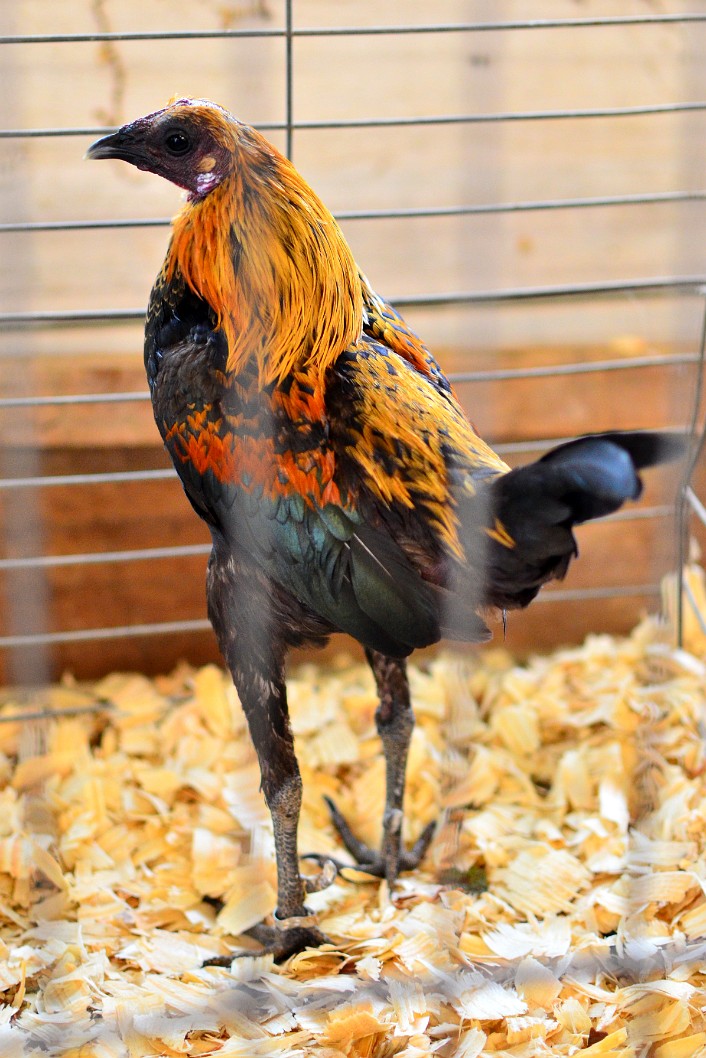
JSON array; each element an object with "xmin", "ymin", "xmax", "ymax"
[
  {"xmin": 304, "ymin": 796, "xmax": 435, "ymax": 883},
  {"xmin": 200, "ymin": 861, "xmax": 338, "ymax": 966},
  {"xmin": 201, "ymin": 858, "xmax": 337, "ymax": 916},
  {"xmin": 203, "ymin": 921, "xmax": 330, "ymax": 966}
]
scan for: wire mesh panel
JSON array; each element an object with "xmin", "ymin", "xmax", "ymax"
[
  {"xmin": 1, "ymin": 1, "xmax": 705, "ymax": 684},
  {"xmin": 4, "ymin": 6, "xmax": 706, "ymax": 1054}
]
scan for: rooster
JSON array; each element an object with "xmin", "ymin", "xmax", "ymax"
[{"xmin": 88, "ymin": 99, "xmax": 683, "ymax": 959}]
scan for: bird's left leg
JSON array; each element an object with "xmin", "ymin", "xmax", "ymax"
[
  {"xmin": 314, "ymin": 650, "xmax": 435, "ymax": 886},
  {"xmin": 207, "ymin": 646, "xmax": 336, "ymax": 961},
  {"xmin": 204, "ymin": 554, "xmax": 335, "ymax": 961}
]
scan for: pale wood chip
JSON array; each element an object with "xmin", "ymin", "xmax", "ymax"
[
  {"xmin": 628, "ymin": 871, "xmax": 700, "ymax": 906},
  {"xmin": 575, "ymin": 1027, "xmax": 630, "ymax": 1055},
  {"xmin": 3, "ymin": 580, "xmax": 706, "ymax": 1054},
  {"xmin": 490, "ymin": 703, "xmax": 540, "ymax": 758},
  {"xmin": 514, "ymin": 956, "xmax": 563, "ymax": 1008},
  {"xmin": 483, "ymin": 917, "xmax": 572, "ymax": 960},
  {"xmin": 492, "ymin": 846, "xmax": 592, "ymax": 916},
  {"xmin": 653, "ymin": 1031, "xmax": 706, "ymax": 1058},
  {"xmin": 388, "ymin": 977, "xmax": 428, "ymax": 1035},
  {"xmin": 192, "ymin": 663, "xmax": 241, "ymax": 739},
  {"xmin": 321, "ymin": 1004, "xmax": 388, "ymax": 1046},
  {"xmin": 216, "ymin": 879, "xmax": 277, "ymax": 936},
  {"xmin": 627, "ymin": 998, "xmax": 691, "ymax": 1043},
  {"xmin": 303, "ymin": 719, "xmax": 361, "ymax": 769},
  {"xmin": 446, "ymin": 1027, "xmax": 487, "ymax": 1058}
]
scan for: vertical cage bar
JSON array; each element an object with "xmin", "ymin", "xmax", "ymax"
[
  {"xmin": 285, "ymin": 0, "xmax": 294, "ymax": 159},
  {"xmin": 675, "ymin": 292, "xmax": 706, "ymax": 646}
]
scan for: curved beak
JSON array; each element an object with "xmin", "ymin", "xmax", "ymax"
[
  {"xmin": 85, "ymin": 129, "xmax": 132, "ymax": 161},
  {"xmin": 85, "ymin": 119, "xmax": 151, "ymax": 167}
]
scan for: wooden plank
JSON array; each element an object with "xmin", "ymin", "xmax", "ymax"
[{"xmin": 0, "ymin": 447, "xmax": 692, "ymax": 682}]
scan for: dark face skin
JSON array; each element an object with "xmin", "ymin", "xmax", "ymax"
[{"xmin": 86, "ymin": 100, "xmax": 234, "ymax": 199}]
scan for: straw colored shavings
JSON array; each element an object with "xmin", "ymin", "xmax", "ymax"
[{"xmin": 1, "ymin": 569, "xmax": 706, "ymax": 1054}]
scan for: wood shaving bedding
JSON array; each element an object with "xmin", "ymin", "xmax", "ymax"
[{"xmin": 1, "ymin": 569, "xmax": 706, "ymax": 1056}]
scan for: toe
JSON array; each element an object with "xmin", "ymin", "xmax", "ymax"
[
  {"xmin": 203, "ymin": 922, "xmax": 329, "ymax": 966},
  {"xmin": 323, "ymin": 796, "xmax": 375, "ymax": 863},
  {"xmin": 398, "ymin": 820, "xmax": 436, "ymax": 871},
  {"xmin": 302, "ymin": 857, "xmax": 338, "ymax": 893}
]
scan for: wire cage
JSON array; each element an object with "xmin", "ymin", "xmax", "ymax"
[
  {"xmin": 1, "ymin": 3, "xmax": 706, "ymax": 687},
  {"xmin": 2, "ymin": 3, "xmax": 706, "ymax": 1052}
]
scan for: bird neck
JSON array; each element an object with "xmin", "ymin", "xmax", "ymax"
[{"xmin": 166, "ymin": 136, "xmax": 363, "ymax": 389}]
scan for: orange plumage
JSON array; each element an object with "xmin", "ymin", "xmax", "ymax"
[
  {"xmin": 166, "ymin": 104, "xmax": 363, "ymax": 386},
  {"xmin": 88, "ymin": 99, "xmax": 683, "ymax": 959}
]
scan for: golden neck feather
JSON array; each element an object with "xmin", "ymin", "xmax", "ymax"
[{"xmin": 166, "ymin": 128, "xmax": 363, "ymax": 386}]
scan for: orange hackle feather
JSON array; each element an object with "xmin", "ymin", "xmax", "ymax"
[
  {"xmin": 154, "ymin": 100, "xmax": 508, "ymax": 552},
  {"xmin": 164, "ymin": 103, "xmax": 363, "ymax": 388}
]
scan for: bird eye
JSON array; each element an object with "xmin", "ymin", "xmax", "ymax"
[{"xmin": 164, "ymin": 130, "xmax": 192, "ymax": 155}]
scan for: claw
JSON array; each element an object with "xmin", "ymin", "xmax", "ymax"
[
  {"xmin": 401, "ymin": 819, "xmax": 436, "ymax": 870},
  {"xmin": 323, "ymin": 795, "xmax": 376, "ymax": 864},
  {"xmin": 302, "ymin": 851, "xmax": 383, "ymax": 882},
  {"xmin": 322, "ymin": 796, "xmax": 436, "ymax": 882},
  {"xmin": 303, "ymin": 856, "xmax": 338, "ymax": 893}
]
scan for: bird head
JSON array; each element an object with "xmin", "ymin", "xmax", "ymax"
[
  {"xmin": 86, "ymin": 98, "xmax": 237, "ymax": 199},
  {"xmin": 88, "ymin": 97, "xmax": 364, "ymax": 385}
]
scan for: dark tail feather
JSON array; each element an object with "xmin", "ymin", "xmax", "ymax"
[{"xmin": 483, "ymin": 430, "xmax": 685, "ymax": 611}]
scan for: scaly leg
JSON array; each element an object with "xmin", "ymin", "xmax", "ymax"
[
  {"xmin": 204, "ymin": 552, "xmax": 335, "ymax": 961},
  {"xmin": 310, "ymin": 650, "xmax": 434, "ymax": 886},
  {"xmin": 230, "ymin": 652, "xmax": 332, "ymax": 959}
]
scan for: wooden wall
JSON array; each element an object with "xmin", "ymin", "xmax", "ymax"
[{"xmin": 1, "ymin": 0, "xmax": 705, "ymax": 683}]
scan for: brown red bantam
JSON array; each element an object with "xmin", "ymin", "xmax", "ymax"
[{"xmin": 88, "ymin": 99, "xmax": 683, "ymax": 959}]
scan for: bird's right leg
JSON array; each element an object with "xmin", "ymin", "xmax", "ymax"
[
  {"xmin": 312, "ymin": 650, "xmax": 434, "ymax": 886},
  {"xmin": 204, "ymin": 553, "xmax": 333, "ymax": 961}
]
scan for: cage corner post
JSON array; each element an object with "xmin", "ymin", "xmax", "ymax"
[{"xmin": 0, "ymin": 4, "xmax": 52, "ymax": 688}]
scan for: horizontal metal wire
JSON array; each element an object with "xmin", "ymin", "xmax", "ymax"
[
  {"xmin": 451, "ymin": 352, "xmax": 698, "ymax": 384},
  {"xmin": 0, "ymin": 544, "xmax": 211, "ymax": 571},
  {"xmin": 2, "ymin": 15, "xmax": 706, "ymax": 45},
  {"xmin": 533, "ymin": 583, "xmax": 661, "ymax": 603},
  {"xmin": 0, "ymin": 469, "xmax": 173, "ymax": 490},
  {"xmin": 0, "ymin": 352, "xmax": 696, "ymax": 410},
  {"xmin": 0, "ymin": 392, "xmax": 148, "ymax": 409},
  {"xmin": 1, "ymin": 308, "xmax": 142, "ymax": 325},
  {"xmin": 0, "ymin": 619, "xmax": 212, "ymax": 649},
  {"xmin": 602, "ymin": 505, "xmax": 675, "ymax": 524},
  {"xmin": 0, "ymin": 582, "xmax": 663, "ymax": 649},
  {"xmin": 686, "ymin": 485, "xmax": 706, "ymax": 527},
  {"xmin": 4, "ymin": 190, "xmax": 706, "ymax": 235},
  {"xmin": 0, "ymin": 121, "xmax": 279, "ymax": 139},
  {"xmin": 4, "ymin": 101, "xmax": 706, "ymax": 139},
  {"xmin": 0, "ymin": 702, "xmax": 115, "ymax": 724},
  {"xmin": 392, "ymin": 276, "xmax": 706, "ymax": 307},
  {"xmin": 0, "ymin": 430, "xmax": 685, "ymax": 489},
  {"xmin": 263, "ymin": 103, "xmax": 706, "ymax": 131},
  {"xmin": 0, "ymin": 218, "xmax": 169, "ymax": 234},
  {"xmin": 492, "ymin": 428, "xmax": 686, "ymax": 457},
  {"xmin": 0, "ymin": 505, "xmax": 674, "ymax": 574},
  {"xmin": 3, "ymin": 276, "xmax": 706, "ymax": 331}
]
